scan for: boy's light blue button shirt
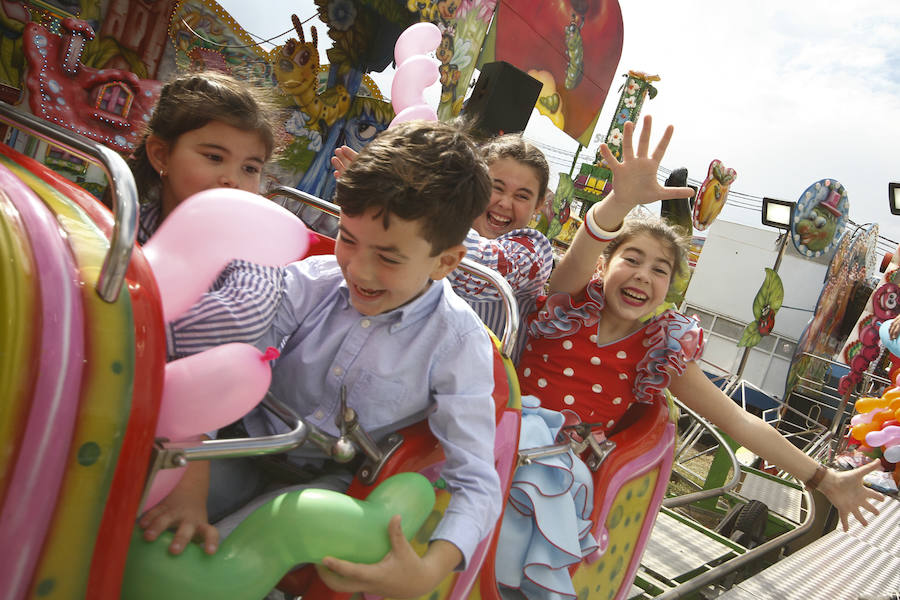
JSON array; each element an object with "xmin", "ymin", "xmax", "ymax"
[{"xmin": 243, "ymin": 255, "xmax": 502, "ymax": 566}]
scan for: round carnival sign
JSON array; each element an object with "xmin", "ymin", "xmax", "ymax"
[{"xmin": 790, "ymin": 178, "xmax": 849, "ymax": 258}]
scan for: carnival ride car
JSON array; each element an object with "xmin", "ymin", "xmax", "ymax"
[{"xmin": 1, "ymin": 101, "xmax": 829, "ymax": 600}]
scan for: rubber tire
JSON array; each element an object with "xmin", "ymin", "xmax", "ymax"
[{"xmin": 730, "ymin": 500, "xmax": 768, "ymax": 549}]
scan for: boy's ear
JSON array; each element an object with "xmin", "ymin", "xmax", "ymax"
[
  {"xmin": 430, "ymin": 244, "xmax": 467, "ymax": 280},
  {"xmin": 144, "ymin": 135, "xmax": 170, "ymax": 174}
]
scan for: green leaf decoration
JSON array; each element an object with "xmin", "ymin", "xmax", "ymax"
[
  {"xmin": 546, "ymin": 219, "xmax": 562, "ymax": 240},
  {"xmin": 738, "ymin": 321, "xmax": 762, "ymax": 348},
  {"xmin": 556, "ymin": 173, "xmax": 575, "ymax": 203},
  {"xmin": 751, "ymin": 268, "xmax": 784, "ymax": 320}
]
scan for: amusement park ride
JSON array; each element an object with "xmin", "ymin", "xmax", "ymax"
[{"xmin": 1, "ymin": 1, "xmax": 900, "ymax": 599}]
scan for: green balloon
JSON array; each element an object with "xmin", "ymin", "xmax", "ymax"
[{"xmin": 122, "ymin": 472, "xmax": 436, "ymax": 599}]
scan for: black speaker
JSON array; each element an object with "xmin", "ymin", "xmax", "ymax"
[{"xmin": 463, "ymin": 61, "xmax": 542, "ymax": 137}]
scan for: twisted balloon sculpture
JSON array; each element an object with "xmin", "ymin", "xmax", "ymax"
[
  {"xmin": 388, "ymin": 22, "xmax": 441, "ymax": 128},
  {"xmin": 122, "ymin": 473, "xmax": 435, "ymax": 600}
]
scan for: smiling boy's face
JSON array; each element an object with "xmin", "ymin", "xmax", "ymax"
[{"xmin": 336, "ymin": 208, "xmax": 465, "ymax": 316}]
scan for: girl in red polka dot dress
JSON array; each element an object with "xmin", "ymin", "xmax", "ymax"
[{"xmin": 496, "ymin": 116, "xmax": 885, "ymax": 599}]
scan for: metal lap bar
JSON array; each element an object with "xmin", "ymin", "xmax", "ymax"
[{"xmin": 0, "ymin": 101, "xmax": 138, "ymax": 303}]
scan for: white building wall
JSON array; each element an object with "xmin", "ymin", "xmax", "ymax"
[{"xmin": 683, "ymin": 219, "xmax": 831, "ymax": 399}]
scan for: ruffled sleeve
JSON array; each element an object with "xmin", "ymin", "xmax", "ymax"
[
  {"xmin": 527, "ymin": 277, "xmax": 604, "ymax": 340},
  {"xmin": 634, "ymin": 311, "xmax": 705, "ymax": 404}
]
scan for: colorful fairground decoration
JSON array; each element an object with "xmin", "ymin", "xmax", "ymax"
[
  {"xmin": 692, "ymin": 159, "xmax": 737, "ymax": 231},
  {"xmin": 572, "ymin": 70, "xmax": 658, "ymax": 216},
  {"xmin": 838, "ymin": 239, "xmax": 900, "ymax": 396},
  {"xmin": 738, "ymin": 268, "xmax": 784, "ymax": 348},
  {"xmin": 0, "ymin": 0, "xmax": 511, "ymax": 201},
  {"xmin": 790, "ymin": 178, "xmax": 849, "ymax": 258},
  {"xmin": 785, "ymin": 222, "xmax": 879, "ymax": 401}
]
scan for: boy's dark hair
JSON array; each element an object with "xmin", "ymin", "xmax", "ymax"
[
  {"xmin": 129, "ymin": 71, "xmax": 282, "ymax": 204},
  {"xmin": 335, "ymin": 120, "xmax": 491, "ymax": 255},
  {"xmin": 479, "ymin": 133, "xmax": 550, "ymax": 205}
]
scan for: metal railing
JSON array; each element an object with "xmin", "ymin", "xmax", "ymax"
[
  {"xmin": 0, "ymin": 101, "xmax": 138, "ymax": 302},
  {"xmin": 145, "ymin": 189, "xmax": 521, "ymax": 498}
]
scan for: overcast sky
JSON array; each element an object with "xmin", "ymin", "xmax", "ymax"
[{"xmin": 217, "ymin": 0, "xmax": 900, "ymax": 250}]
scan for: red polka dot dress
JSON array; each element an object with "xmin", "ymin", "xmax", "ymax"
[{"xmin": 517, "ymin": 278, "xmax": 705, "ymax": 433}]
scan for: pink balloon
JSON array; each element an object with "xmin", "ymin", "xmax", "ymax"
[
  {"xmin": 866, "ymin": 425, "xmax": 900, "ymax": 448},
  {"xmin": 389, "ymin": 106, "xmax": 440, "ymax": 129},
  {"xmin": 884, "ymin": 444, "xmax": 900, "ymax": 463},
  {"xmin": 390, "ymin": 55, "xmax": 439, "ymax": 112},
  {"xmin": 394, "ymin": 22, "xmax": 441, "ymax": 66},
  {"xmin": 142, "ymin": 188, "xmax": 310, "ymax": 323},
  {"xmin": 851, "ymin": 412, "xmax": 875, "ymax": 426},
  {"xmin": 157, "ymin": 344, "xmax": 276, "ymax": 441}
]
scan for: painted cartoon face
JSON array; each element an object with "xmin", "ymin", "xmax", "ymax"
[
  {"xmin": 796, "ymin": 205, "xmax": 837, "ymax": 251},
  {"xmin": 438, "ymin": 0, "xmax": 461, "ymax": 20},
  {"xmin": 599, "ymin": 232, "xmax": 674, "ymax": 325},
  {"xmin": 336, "ymin": 208, "xmax": 457, "ymax": 316},
  {"xmin": 156, "ymin": 121, "xmax": 266, "ymax": 217},
  {"xmin": 436, "ymin": 35, "xmax": 454, "ymax": 64},
  {"xmin": 872, "ymin": 283, "xmax": 900, "ymax": 321},
  {"xmin": 343, "ymin": 109, "xmax": 386, "ymax": 151},
  {"xmin": 471, "ymin": 157, "xmax": 542, "ymax": 239},
  {"xmin": 274, "ymin": 36, "xmax": 320, "ymax": 95}
]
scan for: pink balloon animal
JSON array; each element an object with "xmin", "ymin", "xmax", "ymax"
[
  {"xmin": 141, "ymin": 189, "xmax": 308, "ymax": 509},
  {"xmin": 389, "ymin": 22, "xmax": 441, "ymax": 128}
]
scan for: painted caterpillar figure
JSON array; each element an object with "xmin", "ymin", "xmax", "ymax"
[{"xmin": 564, "ymin": 13, "xmax": 584, "ymax": 90}]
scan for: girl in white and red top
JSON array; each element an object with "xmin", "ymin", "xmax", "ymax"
[{"xmin": 497, "ymin": 115, "xmax": 885, "ymax": 599}]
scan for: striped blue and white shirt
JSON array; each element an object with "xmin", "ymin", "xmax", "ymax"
[
  {"xmin": 138, "ymin": 199, "xmax": 286, "ymax": 359},
  {"xmin": 449, "ymin": 227, "xmax": 553, "ymax": 364}
]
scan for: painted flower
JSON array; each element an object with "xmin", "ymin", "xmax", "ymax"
[
  {"xmin": 284, "ymin": 111, "xmax": 309, "ymax": 135},
  {"xmin": 608, "ymin": 128, "xmax": 623, "ymax": 147},
  {"xmin": 328, "ymin": 0, "xmax": 357, "ymax": 31},
  {"xmin": 624, "ymin": 96, "xmax": 636, "ymax": 108},
  {"xmin": 306, "ymin": 130, "xmax": 323, "ymax": 152},
  {"xmin": 626, "ymin": 80, "xmax": 639, "ymax": 94},
  {"xmin": 284, "ymin": 111, "xmax": 323, "ymax": 151},
  {"xmin": 458, "ymin": 0, "xmax": 496, "ymax": 23}
]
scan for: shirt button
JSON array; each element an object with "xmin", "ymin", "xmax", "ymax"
[
  {"xmin": 313, "ymin": 410, "xmax": 325, "ymax": 419},
  {"xmin": 333, "ymin": 366, "xmax": 344, "ymax": 376},
  {"xmin": 360, "ymin": 319, "xmax": 371, "ymax": 328}
]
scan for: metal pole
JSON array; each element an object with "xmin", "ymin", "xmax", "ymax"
[{"xmin": 569, "ymin": 143, "xmax": 582, "ymax": 177}]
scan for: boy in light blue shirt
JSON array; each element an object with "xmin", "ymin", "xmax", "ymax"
[{"xmin": 140, "ymin": 121, "xmax": 502, "ymax": 597}]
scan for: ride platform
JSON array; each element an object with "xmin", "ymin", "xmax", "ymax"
[{"xmin": 717, "ymin": 496, "xmax": 900, "ymax": 600}]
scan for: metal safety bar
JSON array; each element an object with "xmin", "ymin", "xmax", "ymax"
[
  {"xmin": 145, "ymin": 186, "xmax": 521, "ymax": 497},
  {"xmin": 0, "ymin": 101, "xmax": 138, "ymax": 302}
]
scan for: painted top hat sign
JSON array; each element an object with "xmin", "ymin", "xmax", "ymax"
[{"xmin": 791, "ymin": 178, "xmax": 849, "ymax": 257}]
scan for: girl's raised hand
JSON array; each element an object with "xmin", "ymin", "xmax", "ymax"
[
  {"xmin": 331, "ymin": 145, "xmax": 359, "ymax": 180},
  {"xmin": 597, "ymin": 115, "xmax": 693, "ymax": 209}
]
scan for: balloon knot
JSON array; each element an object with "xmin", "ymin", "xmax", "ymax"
[{"xmin": 262, "ymin": 347, "xmax": 280, "ymax": 362}]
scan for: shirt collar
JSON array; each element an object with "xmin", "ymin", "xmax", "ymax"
[{"xmin": 336, "ymin": 278, "xmax": 445, "ymax": 333}]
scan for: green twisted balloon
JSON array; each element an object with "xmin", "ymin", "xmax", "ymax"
[{"xmin": 122, "ymin": 472, "xmax": 436, "ymax": 599}]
